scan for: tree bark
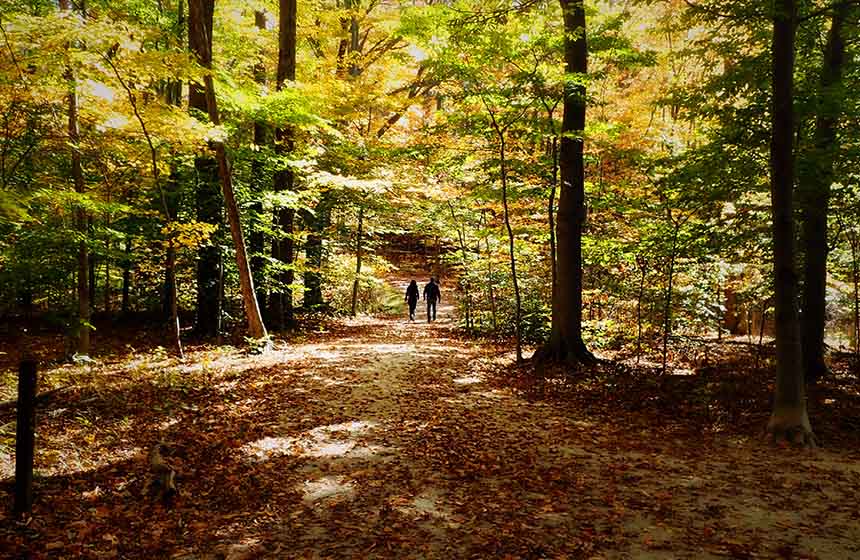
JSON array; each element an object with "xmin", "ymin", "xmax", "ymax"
[
  {"xmin": 270, "ymin": 0, "xmax": 297, "ymax": 328},
  {"xmin": 189, "ymin": 0, "xmax": 222, "ymax": 337},
  {"xmin": 534, "ymin": 0, "xmax": 594, "ymax": 365},
  {"xmin": 548, "ymin": 135, "xmax": 558, "ymax": 302},
  {"xmin": 661, "ymin": 220, "xmax": 679, "ymax": 374},
  {"xmin": 191, "ymin": 0, "xmax": 269, "ymax": 342},
  {"xmin": 767, "ymin": 0, "xmax": 814, "ymax": 446},
  {"xmin": 849, "ymin": 231, "xmax": 860, "ymax": 358},
  {"xmin": 350, "ymin": 205, "xmax": 364, "ymax": 316},
  {"xmin": 250, "ymin": 10, "xmax": 268, "ymax": 316},
  {"xmin": 121, "ymin": 236, "xmax": 131, "ymax": 315},
  {"xmin": 799, "ymin": 5, "xmax": 847, "ymax": 384}
]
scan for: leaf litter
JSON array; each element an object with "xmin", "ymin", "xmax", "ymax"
[{"xmin": 1, "ymin": 292, "xmax": 860, "ymax": 559}]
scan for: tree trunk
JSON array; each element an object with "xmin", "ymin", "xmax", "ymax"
[
  {"xmin": 191, "ymin": 0, "xmax": 269, "ymax": 343},
  {"xmin": 250, "ymin": 10, "xmax": 269, "ymax": 316},
  {"xmin": 635, "ymin": 254, "xmax": 647, "ymax": 364},
  {"xmin": 303, "ymin": 203, "xmax": 328, "ymax": 309},
  {"xmin": 189, "ymin": 0, "xmax": 222, "ymax": 337},
  {"xmin": 449, "ymin": 202, "xmax": 472, "ymax": 330},
  {"xmin": 494, "ymin": 129, "xmax": 523, "ymax": 363},
  {"xmin": 661, "ymin": 221, "xmax": 679, "ymax": 374},
  {"xmin": 350, "ymin": 205, "xmax": 364, "ymax": 316},
  {"xmin": 105, "ymin": 46, "xmax": 184, "ymax": 357},
  {"xmin": 534, "ymin": 0, "xmax": 594, "ymax": 365},
  {"xmin": 548, "ymin": 135, "xmax": 558, "ymax": 302},
  {"xmin": 121, "ymin": 236, "xmax": 131, "ymax": 315},
  {"xmin": 270, "ymin": 0, "xmax": 297, "ymax": 329},
  {"xmin": 60, "ymin": 0, "xmax": 90, "ymax": 355},
  {"xmin": 103, "ymin": 238, "xmax": 110, "ymax": 314},
  {"xmin": 799, "ymin": 5, "xmax": 847, "ymax": 384},
  {"xmin": 88, "ymin": 243, "xmax": 96, "ymax": 312},
  {"xmin": 850, "ymin": 231, "xmax": 860, "ymax": 359},
  {"xmin": 767, "ymin": 0, "xmax": 814, "ymax": 446}
]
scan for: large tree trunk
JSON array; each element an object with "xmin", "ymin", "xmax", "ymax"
[
  {"xmin": 799, "ymin": 6, "xmax": 847, "ymax": 384},
  {"xmin": 270, "ymin": 0, "xmax": 298, "ymax": 329},
  {"xmin": 534, "ymin": 0, "xmax": 594, "ymax": 365},
  {"xmin": 250, "ymin": 10, "xmax": 269, "ymax": 316},
  {"xmin": 190, "ymin": 0, "xmax": 269, "ymax": 342},
  {"xmin": 59, "ymin": 0, "xmax": 90, "ymax": 356},
  {"xmin": 189, "ymin": 0, "xmax": 222, "ymax": 337},
  {"xmin": 767, "ymin": 0, "xmax": 814, "ymax": 446}
]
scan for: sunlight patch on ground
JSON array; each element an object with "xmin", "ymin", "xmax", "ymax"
[
  {"xmin": 395, "ymin": 488, "xmax": 460, "ymax": 531},
  {"xmin": 301, "ymin": 475, "xmax": 354, "ymax": 503},
  {"xmin": 242, "ymin": 420, "xmax": 388, "ymax": 463},
  {"xmin": 453, "ymin": 375, "xmax": 482, "ymax": 385}
]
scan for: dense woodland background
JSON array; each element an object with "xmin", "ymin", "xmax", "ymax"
[
  {"xmin": 4, "ymin": 0, "xmax": 860, "ymax": 557},
  {"xmin": 1, "ymin": 0, "xmax": 860, "ymax": 440}
]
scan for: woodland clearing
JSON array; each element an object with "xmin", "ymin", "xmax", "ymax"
[{"xmin": 2, "ymin": 279, "xmax": 860, "ymax": 559}]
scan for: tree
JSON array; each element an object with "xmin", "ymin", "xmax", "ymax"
[
  {"xmin": 767, "ymin": 0, "xmax": 814, "ymax": 446},
  {"xmin": 270, "ymin": 0, "xmax": 298, "ymax": 328},
  {"xmin": 799, "ymin": 5, "xmax": 849, "ymax": 383},
  {"xmin": 190, "ymin": 0, "xmax": 269, "ymax": 343},
  {"xmin": 189, "ymin": 0, "xmax": 223, "ymax": 337},
  {"xmin": 535, "ymin": 0, "xmax": 595, "ymax": 365},
  {"xmin": 250, "ymin": 10, "xmax": 269, "ymax": 317}
]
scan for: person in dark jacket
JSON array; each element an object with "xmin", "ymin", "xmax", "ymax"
[
  {"xmin": 404, "ymin": 280, "xmax": 419, "ymax": 321},
  {"xmin": 423, "ymin": 277, "xmax": 441, "ymax": 322}
]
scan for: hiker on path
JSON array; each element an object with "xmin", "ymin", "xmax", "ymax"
[
  {"xmin": 405, "ymin": 280, "xmax": 419, "ymax": 321},
  {"xmin": 423, "ymin": 277, "xmax": 441, "ymax": 323}
]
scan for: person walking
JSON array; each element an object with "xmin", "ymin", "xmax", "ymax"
[
  {"xmin": 405, "ymin": 280, "xmax": 419, "ymax": 321},
  {"xmin": 423, "ymin": 277, "xmax": 441, "ymax": 322}
]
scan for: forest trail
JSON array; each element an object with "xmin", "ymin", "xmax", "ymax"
[{"xmin": 2, "ymin": 278, "xmax": 860, "ymax": 559}]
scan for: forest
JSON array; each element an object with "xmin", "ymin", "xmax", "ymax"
[{"xmin": 1, "ymin": 0, "xmax": 860, "ymax": 558}]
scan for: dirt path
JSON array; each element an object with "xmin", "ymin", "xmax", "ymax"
[{"xmin": 3, "ymin": 282, "xmax": 860, "ymax": 559}]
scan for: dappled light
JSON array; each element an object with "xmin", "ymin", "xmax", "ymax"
[{"xmin": 3, "ymin": 0, "xmax": 860, "ymax": 557}]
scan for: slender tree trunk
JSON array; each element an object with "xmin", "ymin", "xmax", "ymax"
[
  {"xmin": 661, "ymin": 222, "xmax": 679, "ymax": 374},
  {"xmin": 303, "ymin": 203, "xmax": 328, "ymax": 309},
  {"xmin": 88, "ymin": 245, "xmax": 96, "ymax": 312},
  {"xmin": 548, "ymin": 135, "xmax": 558, "ymax": 300},
  {"xmin": 104, "ymin": 239, "xmax": 110, "ymax": 314},
  {"xmin": 480, "ymin": 210, "xmax": 498, "ymax": 331},
  {"xmin": 250, "ymin": 10, "xmax": 269, "ymax": 316},
  {"xmin": 850, "ymin": 232, "xmax": 860, "ymax": 359},
  {"xmin": 486, "ymin": 236, "xmax": 498, "ymax": 331},
  {"xmin": 535, "ymin": 0, "xmax": 594, "ymax": 365},
  {"xmin": 189, "ymin": 0, "xmax": 222, "ymax": 337},
  {"xmin": 449, "ymin": 202, "xmax": 472, "ymax": 330},
  {"xmin": 105, "ymin": 50, "xmax": 184, "ymax": 357},
  {"xmin": 767, "ymin": 0, "xmax": 814, "ymax": 445},
  {"xmin": 190, "ymin": 1, "xmax": 268, "ymax": 343},
  {"xmin": 494, "ymin": 129, "xmax": 523, "ymax": 363},
  {"xmin": 636, "ymin": 254, "xmax": 647, "ymax": 364},
  {"xmin": 351, "ymin": 205, "xmax": 364, "ymax": 316},
  {"xmin": 270, "ymin": 0, "xmax": 297, "ymax": 328},
  {"xmin": 121, "ymin": 236, "xmax": 131, "ymax": 315},
  {"xmin": 799, "ymin": 6, "xmax": 847, "ymax": 384},
  {"xmin": 60, "ymin": 0, "xmax": 90, "ymax": 355}
]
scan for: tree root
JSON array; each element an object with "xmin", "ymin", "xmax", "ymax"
[{"xmin": 767, "ymin": 415, "xmax": 817, "ymax": 448}]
